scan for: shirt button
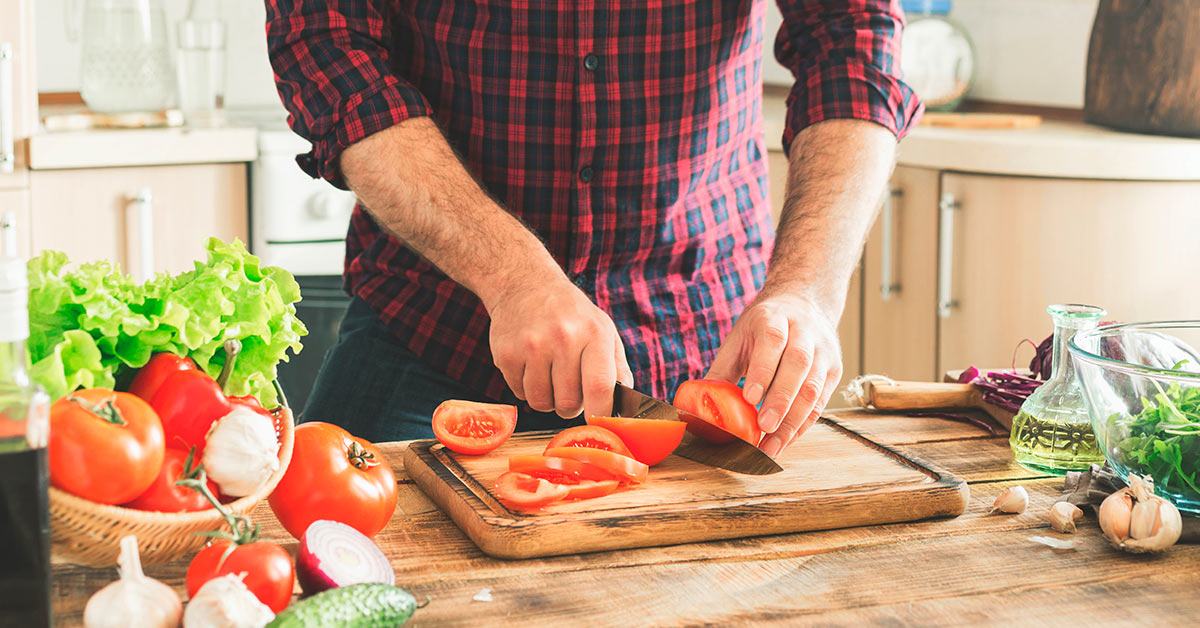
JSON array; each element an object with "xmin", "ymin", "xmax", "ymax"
[
  {"xmin": 578, "ymin": 166, "xmax": 594, "ymax": 183},
  {"xmin": 583, "ymin": 53, "xmax": 599, "ymax": 71}
]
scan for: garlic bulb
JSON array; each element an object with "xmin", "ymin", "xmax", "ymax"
[
  {"xmin": 203, "ymin": 406, "xmax": 280, "ymax": 497},
  {"xmin": 991, "ymin": 485, "xmax": 1028, "ymax": 514},
  {"xmin": 1098, "ymin": 475, "xmax": 1182, "ymax": 554},
  {"xmin": 183, "ymin": 574, "xmax": 275, "ymax": 628},
  {"xmin": 84, "ymin": 536, "xmax": 181, "ymax": 628},
  {"xmin": 1047, "ymin": 501, "xmax": 1083, "ymax": 533}
]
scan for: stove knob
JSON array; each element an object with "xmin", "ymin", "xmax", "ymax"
[{"xmin": 308, "ymin": 190, "xmax": 356, "ymax": 219}]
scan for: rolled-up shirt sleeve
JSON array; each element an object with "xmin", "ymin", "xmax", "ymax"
[
  {"xmin": 774, "ymin": 0, "xmax": 923, "ymax": 152},
  {"xmin": 265, "ymin": 0, "xmax": 431, "ymax": 188}
]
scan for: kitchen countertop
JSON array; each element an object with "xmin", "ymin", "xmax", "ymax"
[
  {"xmin": 50, "ymin": 411, "xmax": 1200, "ymax": 625},
  {"xmin": 762, "ymin": 91, "xmax": 1200, "ymax": 181}
]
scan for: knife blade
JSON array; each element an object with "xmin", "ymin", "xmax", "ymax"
[{"xmin": 612, "ymin": 383, "xmax": 782, "ymax": 475}]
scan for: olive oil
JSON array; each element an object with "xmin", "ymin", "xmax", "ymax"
[
  {"xmin": 1009, "ymin": 410, "xmax": 1105, "ymax": 474},
  {"xmin": 1009, "ymin": 304, "xmax": 1107, "ymax": 476}
]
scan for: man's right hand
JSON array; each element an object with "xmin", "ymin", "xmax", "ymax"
[{"xmin": 486, "ymin": 276, "xmax": 633, "ymax": 419}]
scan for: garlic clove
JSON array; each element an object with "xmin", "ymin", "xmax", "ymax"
[
  {"xmin": 84, "ymin": 536, "xmax": 181, "ymax": 628},
  {"xmin": 1098, "ymin": 488, "xmax": 1133, "ymax": 544},
  {"xmin": 1047, "ymin": 501, "xmax": 1083, "ymax": 534},
  {"xmin": 1128, "ymin": 498, "xmax": 1159, "ymax": 540},
  {"xmin": 1123, "ymin": 499, "xmax": 1183, "ymax": 554},
  {"xmin": 991, "ymin": 485, "xmax": 1029, "ymax": 514}
]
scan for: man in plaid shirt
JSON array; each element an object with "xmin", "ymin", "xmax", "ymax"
[{"xmin": 266, "ymin": 0, "xmax": 921, "ymax": 455}]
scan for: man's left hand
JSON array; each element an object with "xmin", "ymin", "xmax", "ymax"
[{"xmin": 707, "ymin": 291, "xmax": 843, "ymax": 458}]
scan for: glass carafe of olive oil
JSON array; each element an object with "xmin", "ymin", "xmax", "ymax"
[{"xmin": 1010, "ymin": 304, "xmax": 1106, "ymax": 475}]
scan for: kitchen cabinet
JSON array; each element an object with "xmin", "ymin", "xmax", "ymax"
[
  {"xmin": 861, "ymin": 166, "xmax": 939, "ymax": 381},
  {"xmin": 767, "ymin": 150, "xmax": 863, "ymax": 397},
  {"xmin": 0, "ymin": 0, "xmax": 37, "ymax": 188},
  {"xmin": 860, "ymin": 159, "xmax": 1200, "ymax": 380},
  {"xmin": 0, "ymin": 188, "xmax": 31, "ymax": 257},
  {"xmin": 936, "ymin": 173, "xmax": 1200, "ymax": 372},
  {"xmin": 30, "ymin": 164, "xmax": 248, "ymax": 276}
]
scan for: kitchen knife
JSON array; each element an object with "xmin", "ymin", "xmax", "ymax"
[{"xmin": 612, "ymin": 383, "xmax": 782, "ymax": 475}]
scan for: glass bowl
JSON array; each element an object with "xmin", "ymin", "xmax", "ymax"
[{"xmin": 1069, "ymin": 321, "xmax": 1200, "ymax": 514}]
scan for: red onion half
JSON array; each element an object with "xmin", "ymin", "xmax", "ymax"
[{"xmin": 297, "ymin": 519, "xmax": 395, "ymax": 596}]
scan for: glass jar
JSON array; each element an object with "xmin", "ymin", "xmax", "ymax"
[
  {"xmin": 900, "ymin": 0, "xmax": 976, "ymax": 111},
  {"xmin": 1010, "ymin": 304, "xmax": 1107, "ymax": 475},
  {"xmin": 75, "ymin": 0, "xmax": 176, "ymax": 112}
]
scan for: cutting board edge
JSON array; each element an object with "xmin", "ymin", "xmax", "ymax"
[{"xmin": 403, "ymin": 434, "xmax": 970, "ymax": 560}]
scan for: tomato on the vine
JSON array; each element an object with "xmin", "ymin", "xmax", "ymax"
[
  {"xmin": 124, "ymin": 448, "xmax": 216, "ymax": 512},
  {"xmin": 49, "ymin": 389, "xmax": 165, "ymax": 505},
  {"xmin": 186, "ymin": 540, "xmax": 295, "ymax": 613},
  {"xmin": 269, "ymin": 422, "xmax": 398, "ymax": 539}
]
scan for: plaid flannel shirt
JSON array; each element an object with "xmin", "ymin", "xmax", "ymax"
[{"xmin": 265, "ymin": 0, "xmax": 921, "ymax": 402}]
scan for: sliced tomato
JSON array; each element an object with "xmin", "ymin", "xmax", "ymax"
[
  {"xmin": 585, "ymin": 416, "xmax": 686, "ymax": 466},
  {"xmin": 508, "ymin": 455, "xmax": 617, "ymax": 483},
  {"xmin": 562, "ymin": 479, "xmax": 620, "ymax": 500},
  {"xmin": 544, "ymin": 446, "xmax": 649, "ymax": 484},
  {"xmin": 673, "ymin": 379, "xmax": 762, "ymax": 446},
  {"xmin": 432, "ymin": 400, "xmax": 517, "ymax": 455},
  {"xmin": 544, "ymin": 425, "xmax": 631, "ymax": 457},
  {"xmin": 493, "ymin": 471, "xmax": 569, "ymax": 511}
]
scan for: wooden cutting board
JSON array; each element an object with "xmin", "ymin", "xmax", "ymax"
[{"xmin": 404, "ymin": 416, "xmax": 969, "ymax": 559}]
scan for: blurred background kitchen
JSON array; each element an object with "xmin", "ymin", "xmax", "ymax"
[{"xmin": 2, "ymin": 0, "xmax": 1198, "ymax": 407}]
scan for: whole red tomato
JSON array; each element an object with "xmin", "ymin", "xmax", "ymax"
[
  {"xmin": 269, "ymin": 422, "xmax": 398, "ymax": 539},
  {"xmin": 186, "ymin": 540, "xmax": 294, "ymax": 613},
  {"xmin": 124, "ymin": 448, "xmax": 217, "ymax": 512},
  {"xmin": 49, "ymin": 389, "xmax": 165, "ymax": 505}
]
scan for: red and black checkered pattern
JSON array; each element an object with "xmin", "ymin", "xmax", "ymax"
[{"xmin": 265, "ymin": 0, "xmax": 922, "ymax": 402}]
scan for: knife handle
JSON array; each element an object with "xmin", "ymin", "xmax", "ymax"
[{"xmin": 862, "ymin": 380, "xmax": 978, "ymax": 411}]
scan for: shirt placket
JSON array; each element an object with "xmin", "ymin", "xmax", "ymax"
[{"xmin": 571, "ymin": 4, "xmax": 598, "ymax": 281}]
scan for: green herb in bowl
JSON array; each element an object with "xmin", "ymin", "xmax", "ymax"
[{"xmin": 1111, "ymin": 368, "xmax": 1200, "ymax": 506}]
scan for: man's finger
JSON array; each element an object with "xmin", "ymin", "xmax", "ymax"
[
  {"xmin": 760, "ymin": 397, "xmax": 810, "ymax": 458},
  {"xmin": 550, "ymin": 341, "xmax": 585, "ymax": 419},
  {"xmin": 756, "ymin": 324, "xmax": 812, "ymax": 433},
  {"xmin": 522, "ymin": 357, "xmax": 555, "ymax": 413},
  {"xmin": 582, "ymin": 338, "xmax": 617, "ymax": 418},
  {"xmin": 785, "ymin": 367, "xmax": 841, "ymax": 448},
  {"xmin": 705, "ymin": 329, "xmax": 745, "ymax": 384},
  {"xmin": 741, "ymin": 314, "xmax": 790, "ymax": 407},
  {"xmin": 614, "ymin": 334, "xmax": 634, "ymax": 388}
]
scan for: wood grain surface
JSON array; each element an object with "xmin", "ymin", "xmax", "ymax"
[
  {"xmin": 1085, "ymin": 0, "xmax": 1200, "ymax": 137},
  {"xmin": 50, "ymin": 412, "xmax": 1200, "ymax": 626},
  {"xmin": 405, "ymin": 418, "xmax": 968, "ymax": 558}
]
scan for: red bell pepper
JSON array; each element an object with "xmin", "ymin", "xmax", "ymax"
[
  {"xmin": 128, "ymin": 353, "xmax": 198, "ymax": 401},
  {"xmin": 150, "ymin": 369, "xmax": 233, "ymax": 455}
]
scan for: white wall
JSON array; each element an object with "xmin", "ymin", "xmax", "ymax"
[
  {"xmin": 39, "ymin": 0, "xmax": 1096, "ymax": 111},
  {"xmin": 764, "ymin": 0, "xmax": 1098, "ymax": 108}
]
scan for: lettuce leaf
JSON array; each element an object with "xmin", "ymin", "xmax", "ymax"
[{"xmin": 27, "ymin": 238, "xmax": 306, "ymax": 406}]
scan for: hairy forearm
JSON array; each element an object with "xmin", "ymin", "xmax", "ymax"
[
  {"xmin": 340, "ymin": 118, "xmax": 566, "ymax": 309},
  {"xmin": 768, "ymin": 119, "xmax": 897, "ymax": 318}
]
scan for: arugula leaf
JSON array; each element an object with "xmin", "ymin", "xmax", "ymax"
[{"xmin": 1113, "ymin": 368, "xmax": 1200, "ymax": 500}]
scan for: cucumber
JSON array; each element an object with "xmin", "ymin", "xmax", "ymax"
[{"xmin": 267, "ymin": 583, "xmax": 417, "ymax": 628}]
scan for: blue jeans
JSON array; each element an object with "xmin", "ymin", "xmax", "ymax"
[{"xmin": 302, "ymin": 298, "xmax": 579, "ymax": 442}]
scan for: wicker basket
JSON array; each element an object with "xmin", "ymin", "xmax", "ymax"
[{"xmin": 50, "ymin": 406, "xmax": 295, "ymax": 567}]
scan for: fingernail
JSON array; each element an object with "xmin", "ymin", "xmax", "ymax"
[
  {"xmin": 761, "ymin": 435, "xmax": 782, "ymax": 458},
  {"xmin": 744, "ymin": 383, "xmax": 764, "ymax": 405},
  {"xmin": 757, "ymin": 409, "xmax": 778, "ymax": 432}
]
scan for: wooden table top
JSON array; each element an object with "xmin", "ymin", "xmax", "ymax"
[{"xmin": 52, "ymin": 410, "xmax": 1200, "ymax": 626}]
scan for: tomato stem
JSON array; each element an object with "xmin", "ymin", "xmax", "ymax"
[
  {"xmin": 347, "ymin": 441, "xmax": 380, "ymax": 470},
  {"xmin": 66, "ymin": 394, "xmax": 127, "ymax": 426},
  {"xmin": 178, "ymin": 469, "xmax": 260, "ymax": 546},
  {"xmin": 181, "ymin": 446, "xmax": 203, "ymax": 481}
]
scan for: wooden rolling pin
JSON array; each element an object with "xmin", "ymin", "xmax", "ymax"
[{"xmin": 857, "ymin": 378, "xmax": 1016, "ymax": 430}]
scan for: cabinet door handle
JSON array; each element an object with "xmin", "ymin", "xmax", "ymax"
[
  {"xmin": 879, "ymin": 187, "xmax": 902, "ymax": 301},
  {"xmin": 0, "ymin": 43, "xmax": 14, "ymax": 175},
  {"xmin": 0, "ymin": 210, "xmax": 16, "ymax": 256},
  {"xmin": 127, "ymin": 188, "xmax": 155, "ymax": 281},
  {"xmin": 937, "ymin": 193, "xmax": 960, "ymax": 318}
]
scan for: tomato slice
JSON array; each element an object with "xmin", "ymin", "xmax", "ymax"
[
  {"xmin": 493, "ymin": 471, "xmax": 570, "ymax": 511},
  {"xmin": 584, "ymin": 416, "xmax": 686, "ymax": 466},
  {"xmin": 508, "ymin": 455, "xmax": 618, "ymax": 483},
  {"xmin": 673, "ymin": 379, "xmax": 762, "ymax": 446},
  {"xmin": 432, "ymin": 400, "xmax": 517, "ymax": 455},
  {"xmin": 544, "ymin": 425, "xmax": 632, "ymax": 457},
  {"xmin": 544, "ymin": 447, "xmax": 649, "ymax": 484},
  {"xmin": 562, "ymin": 479, "xmax": 620, "ymax": 500}
]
